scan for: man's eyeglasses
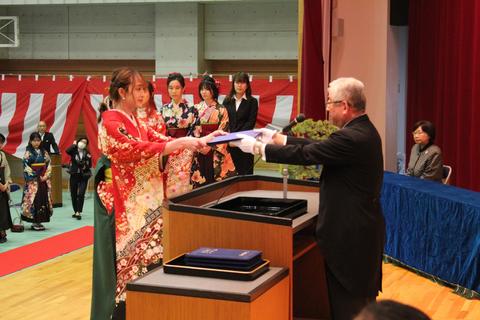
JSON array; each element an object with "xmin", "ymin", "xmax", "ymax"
[{"xmin": 325, "ymin": 100, "xmax": 343, "ymax": 108}]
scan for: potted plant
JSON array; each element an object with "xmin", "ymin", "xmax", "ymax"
[{"xmin": 284, "ymin": 119, "xmax": 337, "ymax": 180}]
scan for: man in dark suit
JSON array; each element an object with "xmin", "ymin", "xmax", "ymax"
[
  {"xmin": 37, "ymin": 121, "xmax": 59, "ymax": 154},
  {"xmin": 232, "ymin": 77, "xmax": 385, "ymax": 320}
]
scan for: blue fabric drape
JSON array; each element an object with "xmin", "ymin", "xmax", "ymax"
[{"xmin": 381, "ymin": 172, "xmax": 480, "ymax": 294}]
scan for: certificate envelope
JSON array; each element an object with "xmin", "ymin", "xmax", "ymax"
[{"xmin": 207, "ymin": 130, "xmax": 260, "ymax": 146}]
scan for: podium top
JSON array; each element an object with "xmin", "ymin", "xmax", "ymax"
[
  {"xmin": 127, "ymin": 266, "xmax": 288, "ymax": 302},
  {"xmin": 166, "ymin": 175, "xmax": 319, "ymax": 229}
]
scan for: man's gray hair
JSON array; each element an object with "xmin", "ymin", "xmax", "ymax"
[{"xmin": 328, "ymin": 77, "xmax": 366, "ymax": 111}]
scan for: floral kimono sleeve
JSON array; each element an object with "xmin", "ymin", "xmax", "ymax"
[
  {"xmin": 44, "ymin": 152, "xmax": 52, "ymax": 178},
  {"xmin": 101, "ymin": 117, "xmax": 166, "ymax": 163},
  {"xmin": 22, "ymin": 151, "xmax": 36, "ymax": 181},
  {"xmin": 146, "ymin": 125, "xmax": 172, "ymax": 143},
  {"xmin": 213, "ymin": 107, "xmax": 231, "ymax": 156}
]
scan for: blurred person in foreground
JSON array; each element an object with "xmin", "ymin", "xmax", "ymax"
[{"xmin": 354, "ymin": 300, "xmax": 431, "ymax": 320}]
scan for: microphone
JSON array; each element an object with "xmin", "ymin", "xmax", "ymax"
[{"xmin": 282, "ymin": 113, "xmax": 305, "ymax": 133}]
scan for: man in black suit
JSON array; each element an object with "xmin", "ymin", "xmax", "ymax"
[
  {"xmin": 232, "ymin": 77, "xmax": 385, "ymax": 320},
  {"xmin": 37, "ymin": 121, "xmax": 59, "ymax": 154}
]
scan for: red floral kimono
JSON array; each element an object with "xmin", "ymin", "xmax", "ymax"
[
  {"xmin": 99, "ymin": 109, "xmax": 169, "ymax": 302},
  {"xmin": 136, "ymin": 106, "xmax": 167, "ymax": 136}
]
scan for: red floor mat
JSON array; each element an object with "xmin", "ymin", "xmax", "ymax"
[{"xmin": 0, "ymin": 226, "xmax": 93, "ymax": 277}]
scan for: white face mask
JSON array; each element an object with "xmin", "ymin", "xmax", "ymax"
[{"xmin": 77, "ymin": 141, "xmax": 87, "ymax": 150}]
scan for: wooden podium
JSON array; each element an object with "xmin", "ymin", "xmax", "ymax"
[{"xmin": 161, "ymin": 175, "xmax": 330, "ymax": 320}]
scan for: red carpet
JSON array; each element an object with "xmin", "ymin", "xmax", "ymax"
[{"xmin": 0, "ymin": 226, "xmax": 94, "ymax": 277}]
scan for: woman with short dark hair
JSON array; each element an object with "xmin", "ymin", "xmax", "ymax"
[{"xmin": 407, "ymin": 120, "xmax": 443, "ymax": 182}]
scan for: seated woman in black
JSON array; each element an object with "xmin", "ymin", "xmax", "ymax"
[
  {"xmin": 407, "ymin": 120, "xmax": 443, "ymax": 182},
  {"xmin": 66, "ymin": 137, "xmax": 92, "ymax": 220}
]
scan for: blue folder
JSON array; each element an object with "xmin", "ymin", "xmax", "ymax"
[
  {"xmin": 185, "ymin": 247, "xmax": 262, "ymax": 270},
  {"xmin": 207, "ymin": 130, "xmax": 260, "ymax": 146}
]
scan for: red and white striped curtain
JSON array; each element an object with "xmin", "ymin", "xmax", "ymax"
[
  {"xmin": 1, "ymin": 76, "xmax": 297, "ymax": 165},
  {"xmin": 0, "ymin": 76, "xmax": 87, "ymax": 164}
]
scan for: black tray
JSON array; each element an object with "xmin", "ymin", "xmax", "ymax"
[
  {"xmin": 210, "ymin": 196, "xmax": 307, "ymax": 220},
  {"xmin": 164, "ymin": 254, "xmax": 270, "ymax": 281}
]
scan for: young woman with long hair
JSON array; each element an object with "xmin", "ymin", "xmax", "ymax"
[{"xmin": 94, "ymin": 67, "xmax": 212, "ymax": 320}]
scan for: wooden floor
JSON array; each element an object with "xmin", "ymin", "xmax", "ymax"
[{"xmin": 0, "ymin": 246, "xmax": 478, "ymax": 320}]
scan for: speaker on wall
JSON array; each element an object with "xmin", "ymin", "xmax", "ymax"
[{"xmin": 390, "ymin": 0, "xmax": 409, "ymax": 26}]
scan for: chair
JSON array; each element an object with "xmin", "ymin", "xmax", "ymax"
[
  {"xmin": 442, "ymin": 165, "xmax": 452, "ymax": 185},
  {"xmin": 9, "ymin": 183, "xmax": 25, "ymax": 232},
  {"xmin": 9, "ymin": 183, "xmax": 23, "ymax": 206}
]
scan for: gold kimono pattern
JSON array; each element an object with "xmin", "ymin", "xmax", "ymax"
[{"xmin": 99, "ymin": 109, "xmax": 168, "ymax": 302}]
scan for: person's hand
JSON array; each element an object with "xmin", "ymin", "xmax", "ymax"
[
  {"xmin": 203, "ymin": 130, "xmax": 227, "ymax": 143},
  {"xmin": 73, "ymin": 140, "xmax": 77, "ymax": 145},
  {"xmin": 199, "ymin": 146, "xmax": 211, "ymax": 155},
  {"xmin": 0, "ymin": 183, "xmax": 5, "ymax": 192},
  {"xmin": 229, "ymin": 134, "xmax": 256, "ymax": 154},
  {"xmin": 183, "ymin": 137, "xmax": 207, "ymax": 151},
  {"xmin": 254, "ymin": 128, "xmax": 277, "ymax": 144},
  {"xmin": 40, "ymin": 175, "xmax": 48, "ymax": 182}
]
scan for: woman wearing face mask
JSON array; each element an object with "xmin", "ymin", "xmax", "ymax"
[
  {"xmin": 159, "ymin": 73, "xmax": 199, "ymax": 198},
  {"xmin": 21, "ymin": 132, "xmax": 53, "ymax": 231},
  {"xmin": 222, "ymin": 72, "xmax": 258, "ymax": 175},
  {"xmin": 66, "ymin": 137, "xmax": 92, "ymax": 220},
  {"xmin": 191, "ymin": 76, "xmax": 236, "ymax": 188}
]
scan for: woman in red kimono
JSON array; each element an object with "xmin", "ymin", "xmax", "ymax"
[
  {"xmin": 136, "ymin": 81, "xmax": 166, "ymax": 136},
  {"xmin": 98, "ymin": 67, "xmax": 208, "ymax": 319}
]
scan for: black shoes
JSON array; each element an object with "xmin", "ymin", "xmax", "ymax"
[
  {"xmin": 72, "ymin": 212, "xmax": 82, "ymax": 220},
  {"xmin": 0, "ymin": 237, "xmax": 7, "ymax": 243},
  {"xmin": 31, "ymin": 224, "xmax": 45, "ymax": 231}
]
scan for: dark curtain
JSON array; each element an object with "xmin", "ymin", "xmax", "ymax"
[
  {"xmin": 301, "ymin": 0, "xmax": 326, "ymax": 120},
  {"xmin": 407, "ymin": 0, "xmax": 480, "ymax": 190}
]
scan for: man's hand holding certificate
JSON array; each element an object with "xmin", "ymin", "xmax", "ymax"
[{"xmin": 228, "ymin": 128, "xmax": 284, "ymax": 156}]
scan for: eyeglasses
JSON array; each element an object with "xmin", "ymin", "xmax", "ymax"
[
  {"xmin": 325, "ymin": 100, "xmax": 343, "ymax": 109},
  {"xmin": 412, "ymin": 131, "xmax": 426, "ymax": 136}
]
